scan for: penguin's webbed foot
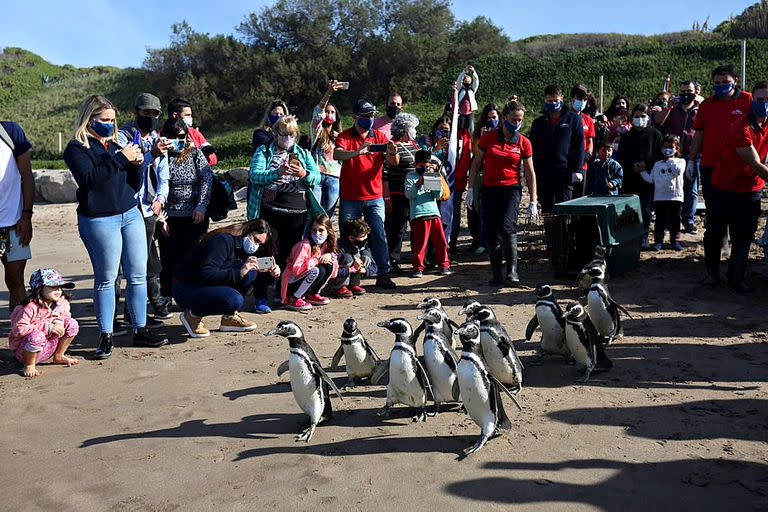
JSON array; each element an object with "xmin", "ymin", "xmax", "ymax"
[
  {"xmin": 412, "ymin": 409, "xmax": 428, "ymax": 422},
  {"xmin": 463, "ymin": 435, "xmax": 489, "ymax": 457},
  {"xmin": 342, "ymin": 378, "xmax": 357, "ymax": 390},
  {"xmin": 429, "ymin": 403, "xmax": 440, "ymax": 417},
  {"xmin": 377, "ymin": 404, "xmax": 392, "ymax": 418},
  {"xmin": 296, "ymin": 423, "xmax": 317, "ymax": 443}
]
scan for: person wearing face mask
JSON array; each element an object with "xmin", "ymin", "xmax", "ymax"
[
  {"xmin": 166, "ymin": 98, "xmax": 217, "ymax": 166},
  {"xmin": 616, "ymin": 103, "xmax": 663, "ymax": 249},
  {"xmin": 247, "ymin": 116, "xmax": 322, "ymax": 275},
  {"xmin": 252, "ymin": 100, "xmax": 289, "ymax": 152},
  {"xmin": 570, "ymin": 84, "xmax": 596, "ymax": 198},
  {"xmin": 593, "ymin": 114, "xmax": 609, "ymax": 146},
  {"xmin": 529, "ymin": 84, "xmax": 584, "ymax": 213},
  {"xmin": 468, "ymin": 98, "xmax": 539, "ymax": 285},
  {"xmin": 173, "ymin": 219, "xmax": 278, "ymax": 336},
  {"xmin": 703, "ymin": 81, "xmax": 768, "ymax": 293},
  {"xmin": 156, "ymin": 118, "xmax": 213, "ymax": 302},
  {"xmin": 334, "ymin": 99, "xmax": 396, "ymax": 289},
  {"xmin": 64, "ymin": 95, "xmax": 169, "ymax": 359},
  {"xmin": 373, "ymin": 93, "xmax": 403, "ymax": 140},
  {"xmin": 383, "ymin": 112, "xmax": 420, "ymax": 273},
  {"xmin": 466, "ymin": 103, "xmax": 500, "ymax": 255},
  {"xmin": 310, "ymin": 81, "xmax": 344, "ymax": 218},
  {"xmin": 655, "ymin": 80, "xmax": 701, "ymax": 234}
]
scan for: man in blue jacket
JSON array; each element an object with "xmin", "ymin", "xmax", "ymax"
[{"xmin": 529, "ymin": 84, "xmax": 585, "ymax": 213}]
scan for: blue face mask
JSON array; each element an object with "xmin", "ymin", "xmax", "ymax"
[
  {"xmin": 356, "ymin": 116, "xmax": 373, "ymax": 131},
  {"xmin": 243, "ymin": 236, "xmax": 260, "ymax": 255},
  {"xmin": 752, "ymin": 99, "xmax": 768, "ymax": 118},
  {"xmin": 486, "ymin": 118, "xmax": 499, "ymax": 129},
  {"xmin": 713, "ymin": 82, "xmax": 734, "ymax": 97},
  {"xmin": 91, "ymin": 120, "xmax": 114, "ymax": 137},
  {"xmin": 311, "ymin": 231, "xmax": 328, "ymax": 245},
  {"xmin": 503, "ymin": 120, "xmax": 522, "ymax": 134},
  {"xmin": 435, "ymin": 129, "xmax": 449, "ymax": 139},
  {"xmin": 572, "ymin": 99, "xmax": 586, "ymax": 112},
  {"xmin": 544, "ymin": 100, "xmax": 563, "ymax": 112},
  {"xmin": 268, "ymin": 113, "xmax": 282, "ymax": 126},
  {"xmin": 661, "ymin": 147, "xmax": 676, "ymax": 157}
]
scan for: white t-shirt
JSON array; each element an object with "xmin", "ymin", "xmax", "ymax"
[{"xmin": 0, "ymin": 138, "xmax": 22, "ymax": 228}]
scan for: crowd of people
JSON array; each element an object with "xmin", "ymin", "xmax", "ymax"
[{"xmin": 2, "ymin": 61, "xmax": 767, "ymax": 376}]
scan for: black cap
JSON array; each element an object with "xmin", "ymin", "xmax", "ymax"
[{"xmin": 353, "ymin": 99, "xmax": 376, "ymax": 115}]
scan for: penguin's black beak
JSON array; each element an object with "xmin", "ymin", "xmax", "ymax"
[
  {"xmin": 376, "ymin": 321, "xmax": 390, "ymax": 328},
  {"xmin": 266, "ymin": 328, "xmax": 279, "ymax": 336},
  {"xmin": 416, "ymin": 314, "xmax": 425, "ymax": 321}
]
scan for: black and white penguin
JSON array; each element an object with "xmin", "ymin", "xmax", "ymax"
[
  {"xmin": 330, "ymin": 318, "xmax": 382, "ymax": 387},
  {"xmin": 267, "ymin": 321, "xmax": 343, "ymax": 442},
  {"xmin": 375, "ymin": 318, "xmax": 433, "ymax": 422},
  {"xmin": 585, "ymin": 266, "xmax": 633, "ymax": 345},
  {"xmin": 458, "ymin": 300, "xmax": 483, "ymax": 318},
  {"xmin": 525, "ymin": 284, "xmax": 569, "ymax": 356},
  {"xmin": 577, "ymin": 245, "xmax": 608, "ymax": 294},
  {"xmin": 417, "ymin": 308, "xmax": 461, "ymax": 411},
  {"xmin": 563, "ymin": 302, "xmax": 611, "ymax": 382},
  {"xmin": 415, "ymin": 296, "xmax": 460, "ymax": 349},
  {"xmin": 455, "ymin": 321, "xmax": 515, "ymax": 456},
  {"xmin": 462, "ymin": 305, "xmax": 524, "ymax": 394}
]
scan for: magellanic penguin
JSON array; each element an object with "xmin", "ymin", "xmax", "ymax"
[
  {"xmin": 417, "ymin": 308, "xmax": 461, "ymax": 412},
  {"xmin": 525, "ymin": 284, "xmax": 569, "ymax": 357},
  {"xmin": 414, "ymin": 296, "xmax": 460, "ymax": 349},
  {"xmin": 455, "ymin": 321, "xmax": 518, "ymax": 457},
  {"xmin": 330, "ymin": 318, "xmax": 382, "ymax": 388},
  {"xmin": 563, "ymin": 302, "xmax": 612, "ymax": 382},
  {"xmin": 375, "ymin": 318, "xmax": 434, "ymax": 422},
  {"xmin": 577, "ymin": 245, "xmax": 608, "ymax": 294},
  {"xmin": 267, "ymin": 321, "xmax": 343, "ymax": 442},
  {"xmin": 460, "ymin": 303, "xmax": 524, "ymax": 395},
  {"xmin": 585, "ymin": 266, "xmax": 633, "ymax": 345}
]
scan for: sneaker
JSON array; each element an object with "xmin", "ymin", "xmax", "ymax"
[
  {"xmin": 286, "ymin": 297, "xmax": 312, "ymax": 311},
  {"xmin": 652, "ymin": 243, "xmax": 662, "ymax": 252},
  {"xmin": 376, "ymin": 275, "xmax": 397, "ymax": 289},
  {"xmin": 440, "ymin": 267, "xmax": 452, "ymax": 276},
  {"xmin": 133, "ymin": 327, "xmax": 168, "ymax": 348},
  {"xmin": 641, "ymin": 236, "xmax": 650, "ymax": 250},
  {"xmin": 412, "ymin": 270, "xmax": 424, "ymax": 278},
  {"xmin": 93, "ymin": 333, "xmax": 113, "ymax": 360},
  {"xmin": 219, "ymin": 312, "xmax": 258, "ymax": 332},
  {"xmin": 152, "ymin": 299, "xmax": 173, "ymax": 320},
  {"xmin": 390, "ymin": 260, "xmax": 404, "ymax": 275},
  {"xmin": 349, "ymin": 285, "xmax": 366, "ymax": 295},
  {"xmin": 683, "ymin": 223, "xmax": 698, "ymax": 234},
  {"xmin": 673, "ymin": 241, "xmax": 683, "ymax": 251},
  {"xmin": 112, "ymin": 319, "xmax": 130, "ymax": 337},
  {"xmin": 475, "ymin": 247, "xmax": 487, "ymax": 255},
  {"xmin": 253, "ymin": 296, "xmax": 272, "ymax": 314},
  {"xmin": 306, "ymin": 293, "xmax": 330, "ymax": 306},
  {"xmin": 327, "ymin": 287, "xmax": 353, "ymax": 298},
  {"xmin": 180, "ymin": 311, "xmax": 211, "ymax": 338}
]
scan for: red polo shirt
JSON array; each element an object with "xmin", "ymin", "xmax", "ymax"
[
  {"xmin": 479, "ymin": 129, "xmax": 532, "ymax": 187},
  {"xmin": 713, "ymin": 114, "xmax": 768, "ymax": 193},
  {"xmin": 335, "ymin": 126, "xmax": 388, "ymax": 201},
  {"xmin": 581, "ymin": 112, "xmax": 595, "ymax": 170},
  {"xmin": 693, "ymin": 89, "xmax": 752, "ymax": 168}
]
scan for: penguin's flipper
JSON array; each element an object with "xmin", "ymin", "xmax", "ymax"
[
  {"xmin": 491, "ymin": 380, "xmax": 512, "ymax": 432},
  {"xmin": 525, "ymin": 315, "xmax": 539, "ymax": 341},
  {"xmin": 412, "ymin": 322, "xmax": 426, "ymax": 342},
  {"xmin": 451, "ymin": 376, "xmax": 461, "ymax": 402},
  {"xmin": 487, "ymin": 372, "xmax": 523, "ymax": 412},
  {"xmin": 330, "ymin": 345, "xmax": 345, "ymax": 370},
  {"xmin": 370, "ymin": 360, "xmax": 390, "ymax": 385},
  {"xmin": 609, "ymin": 298, "xmax": 634, "ymax": 319},
  {"xmin": 362, "ymin": 337, "xmax": 382, "ymax": 362},
  {"xmin": 442, "ymin": 344, "xmax": 459, "ymax": 367},
  {"xmin": 276, "ymin": 360, "xmax": 290, "ymax": 377},
  {"xmin": 448, "ymin": 318, "xmax": 461, "ymax": 330},
  {"xmin": 312, "ymin": 362, "xmax": 344, "ymax": 400},
  {"xmin": 414, "ymin": 356, "xmax": 435, "ymax": 403}
]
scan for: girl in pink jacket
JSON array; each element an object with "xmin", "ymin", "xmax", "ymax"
[
  {"xmin": 281, "ymin": 214, "xmax": 339, "ymax": 311},
  {"xmin": 9, "ymin": 268, "xmax": 80, "ymax": 378}
]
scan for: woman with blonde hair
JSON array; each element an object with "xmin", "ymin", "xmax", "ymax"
[
  {"xmin": 63, "ymin": 95, "xmax": 168, "ymax": 359},
  {"xmin": 247, "ymin": 115, "xmax": 322, "ymax": 271}
]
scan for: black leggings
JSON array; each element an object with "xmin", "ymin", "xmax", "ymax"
[
  {"xmin": 653, "ymin": 200, "xmax": 681, "ymax": 244},
  {"xmin": 261, "ymin": 207, "xmax": 307, "ymax": 271},
  {"xmin": 385, "ymin": 193, "xmax": 410, "ymax": 262},
  {"xmin": 285, "ymin": 263, "xmax": 334, "ymax": 299},
  {"xmin": 158, "ymin": 215, "xmax": 209, "ymax": 297}
]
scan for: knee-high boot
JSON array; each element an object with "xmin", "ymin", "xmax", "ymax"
[{"xmin": 504, "ymin": 234, "xmax": 519, "ymax": 284}]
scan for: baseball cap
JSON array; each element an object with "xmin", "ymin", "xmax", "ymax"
[
  {"xmin": 353, "ymin": 99, "xmax": 376, "ymax": 115},
  {"xmin": 29, "ymin": 268, "xmax": 75, "ymax": 290},
  {"xmin": 134, "ymin": 93, "xmax": 162, "ymax": 112}
]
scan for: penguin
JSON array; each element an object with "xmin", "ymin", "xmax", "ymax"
[
  {"xmin": 330, "ymin": 318, "xmax": 382, "ymax": 388},
  {"xmin": 525, "ymin": 284, "xmax": 569, "ymax": 357},
  {"xmin": 417, "ymin": 308, "xmax": 461, "ymax": 412},
  {"xmin": 577, "ymin": 245, "xmax": 608, "ymax": 294},
  {"xmin": 414, "ymin": 296, "xmax": 461, "ymax": 349},
  {"xmin": 458, "ymin": 300, "xmax": 483, "ymax": 318},
  {"xmin": 455, "ymin": 321, "xmax": 518, "ymax": 457},
  {"xmin": 563, "ymin": 302, "xmax": 612, "ymax": 382},
  {"xmin": 462, "ymin": 305, "xmax": 524, "ymax": 395},
  {"xmin": 375, "ymin": 318, "xmax": 434, "ymax": 422},
  {"xmin": 585, "ymin": 266, "xmax": 633, "ymax": 345},
  {"xmin": 267, "ymin": 321, "xmax": 343, "ymax": 442}
]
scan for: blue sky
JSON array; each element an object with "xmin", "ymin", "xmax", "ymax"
[{"xmin": 1, "ymin": 0, "xmax": 754, "ymax": 68}]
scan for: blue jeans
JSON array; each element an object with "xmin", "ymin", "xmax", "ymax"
[
  {"xmin": 78, "ymin": 207, "xmax": 148, "ymax": 333},
  {"xmin": 339, "ymin": 198, "xmax": 389, "ymax": 275},
  {"xmin": 682, "ymin": 168, "xmax": 699, "ymax": 226},
  {"xmin": 318, "ymin": 174, "xmax": 340, "ymax": 219},
  {"xmin": 173, "ymin": 269, "xmax": 261, "ymax": 317}
]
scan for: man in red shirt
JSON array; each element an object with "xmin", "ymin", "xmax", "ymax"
[
  {"xmin": 334, "ymin": 99, "xmax": 396, "ymax": 289},
  {"xmin": 570, "ymin": 84, "xmax": 595, "ymax": 198},
  {"xmin": 166, "ymin": 98, "xmax": 218, "ymax": 166},
  {"xmin": 703, "ymin": 81, "xmax": 768, "ymax": 292}
]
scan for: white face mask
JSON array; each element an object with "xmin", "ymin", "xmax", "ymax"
[
  {"xmin": 407, "ymin": 127, "xmax": 417, "ymax": 140},
  {"xmin": 277, "ymin": 135, "xmax": 295, "ymax": 150},
  {"xmin": 183, "ymin": 117, "xmax": 193, "ymax": 127},
  {"xmin": 632, "ymin": 116, "xmax": 649, "ymax": 128}
]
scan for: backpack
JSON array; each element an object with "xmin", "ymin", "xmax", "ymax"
[{"xmin": 208, "ymin": 172, "xmax": 238, "ymax": 221}]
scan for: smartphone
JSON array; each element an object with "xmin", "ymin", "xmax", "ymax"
[
  {"xmin": 288, "ymin": 152, "xmax": 300, "ymax": 163},
  {"xmin": 169, "ymin": 139, "xmax": 185, "ymax": 151},
  {"xmin": 338, "ymin": 82, "xmax": 350, "ymax": 90},
  {"xmin": 368, "ymin": 143, "xmax": 387, "ymax": 153},
  {"xmin": 133, "ymin": 131, "xmax": 140, "ymax": 145},
  {"xmin": 255, "ymin": 256, "xmax": 275, "ymax": 270}
]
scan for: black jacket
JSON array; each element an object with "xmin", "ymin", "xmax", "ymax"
[
  {"xmin": 616, "ymin": 126, "xmax": 663, "ymax": 195},
  {"xmin": 175, "ymin": 233, "xmax": 271, "ymax": 286},
  {"xmin": 529, "ymin": 107, "xmax": 585, "ymax": 175}
]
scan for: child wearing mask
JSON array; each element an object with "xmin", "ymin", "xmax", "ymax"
[
  {"xmin": 9, "ymin": 268, "xmax": 79, "ymax": 378},
  {"xmin": 326, "ymin": 218, "xmax": 377, "ymax": 297},
  {"xmin": 641, "ymin": 135, "xmax": 686, "ymax": 251},
  {"xmin": 405, "ymin": 150, "xmax": 451, "ymax": 277},
  {"xmin": 585, "ymin": 140, "xmax": 624, "ymax": 195},
  {"xmin": 280, "ymin": 214, "xmax": 339, "ymax": 311}
]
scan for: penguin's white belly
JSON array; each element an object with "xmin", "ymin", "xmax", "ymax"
[
  {"xmin": 564, "ymin": 325, "xmax": 592, "ymax": 369},
  {"xmin": 289, "ymin": 355, "xmax": 323, "ymax": 422},
  {"xmin": 536, "ymin": 307, "xmax": 567, "ymax": 354},
  {"xmin": 457, "ymin": 361, "xmax": 495, "ymax": 432},
  {"xmin": 587, "ymin": 293, "xmax": 614, "ymax": 337},
  {"xmin": 343, "ymin": 343, "xmax": 375, "ymax": 378},
  {"xmin": 480, "ymin": 334, "xmax": 520, "ymax": 386},
  {"xmin": 389, "ymin": 350, "xmax": 426, "ymax": 407},
  {"xmin": 423, "ymin": 339, "xmax": 457, "ymax": 403}
]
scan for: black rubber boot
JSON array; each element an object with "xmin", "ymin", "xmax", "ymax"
[
  {"xmin": 489, "ymin": 245, "xmax": 504, "ymax": 285},
  {"xmin": 727, "ymin": 241, "xmax": 755, "ymax": 293},
  {"xmin": 504, "ymin": 234, "xmax": 520, "ymax": 285},
  {"xmin": 133, "ymin": 327, "xmax": 169, "ymax": 348},
  {"xmin": 94, "ymin": 333, "xmax": 113, "ymax": 360}
]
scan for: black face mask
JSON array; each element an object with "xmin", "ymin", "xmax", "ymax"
[
  {"xmin": 353, "ymin": 239, "xmax": 367, "ymax": 249},
  {"xmin": 136, "ymin": 114, "xmax": 157, "ymax": 134},
  {"xmin": 386, "ymin": 105, "xmax": 401, "ymax": 119},
  {"xmin": 679, "ymin": 92, "xmax": 696, "ymax": 105}
]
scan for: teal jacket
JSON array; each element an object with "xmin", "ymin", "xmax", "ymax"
[
  {"xmin": 246, "ymin": 143, "xmax": 323, "ymax": 220},
  {"xmin": 405, "ymin": 171, "xmax": 442, "ymax": 220}
]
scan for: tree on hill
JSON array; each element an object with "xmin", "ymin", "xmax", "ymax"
[{"xmin": 715, "ymin": 1, "xmax": 768, "ymax": 38}]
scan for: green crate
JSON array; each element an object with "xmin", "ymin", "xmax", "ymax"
[{"xmin": 549, "ymin": 194, "xmax": 643, "ymax": 277}]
